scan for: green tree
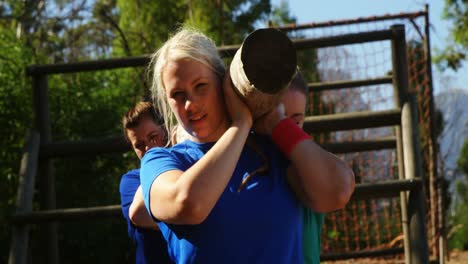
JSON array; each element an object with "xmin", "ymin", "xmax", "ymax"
[
  {"xmin": 186, "ymin": 0, "xmax": 271, "ymax": 45},
  {"xmin": 0, "ymin": 1, "xmax": 146, "ymax": 262},
  {"xmin": 449, "ymin": 138, "xmax": 468, "ymax": 249},
  {"xmin": 457, "ymin": 138, "xmax": 468, "ymax": 175},
  {"xmin": 0, "ymin": 25, "xmax": 34, "ymax": 264},
  {"xmin": 434, "ymin": 0, "xmax": 467, "ymax": 71}
]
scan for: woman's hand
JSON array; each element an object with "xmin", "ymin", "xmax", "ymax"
[
  {"xmin": 223, "ymin": 70, "xmax": 253, "ymax": 129},
  {"xmin": 253, "ymin": 103, "xmax": 287, "ymax": 135}
]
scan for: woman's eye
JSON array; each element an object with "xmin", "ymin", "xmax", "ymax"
[
  {"xmin": 135, "ymin": 143, "xmax": 144, "ymax": 151},
  {"xmin": 196, "ymin": 83, "xmax": 206, "ymax": 89},
  {"xmin": 195, "ymin": 83, "xmax": 208, "ymax": 94},
  {"xmin": 149, "ymin": 135, "xmax": 160, "ymax": 144},
  {"xmin": 170, "ymin": 90, "xmax": 184, "ymax": 98}
]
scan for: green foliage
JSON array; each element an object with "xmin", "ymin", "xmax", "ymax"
[
  {"xmin": 457, "ymin": 138, "xmax": 468, "ymax": 176},
  {"xmin": 448, "ymin": 180, "xmax": 468, "ymax": 250},
  {"xmin": 449, "ymin": 203, "xmax": 468, "ymax": 250},
  {"xmin": 448, "ymin": 138, "xmax": 468, "ymax": 250},
  {"xmin": 114, "ymin": 0, "xmax": 187, "ymax": 56},
  {"xmin": 187, "ymin": 0, "xmax": 271, "ymax": 45},
  {"xmin": 0, "ymin": 26, "xmax": 34, "ymax": 264},
  {"xmin": 268, "ymin": 0, "xmax": 296, "ymax": 26},
  {"xmin": 434, "ymin": 0, "xmax": 468, "ymax": 71}
]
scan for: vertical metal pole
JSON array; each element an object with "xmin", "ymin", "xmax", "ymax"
[
  {"xmin": 402, "ymin": 94, "xmax": 430, "ymax": 264},
  {"xmin": 32, "ymin": 74, "xmax": 59, "ymax": 264},
  {"xmin": 8, "ymin": 131, "xmax": 40, "ymax": 264},
  {"xmin": 391, "ymin": 24, "xmax": 410, "ymax": 264},
  {"xmin": 423, "ymin": 4, "xmax": 445, "ymax": 263}
]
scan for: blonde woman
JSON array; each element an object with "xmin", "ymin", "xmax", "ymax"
[{"xmin": 140, "ymin": 27, "xmax": 355, "ymax": 263}]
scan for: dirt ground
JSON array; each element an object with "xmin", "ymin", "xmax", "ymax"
[
  {"xmin": 321, "ymin": 250, "xmax": 468, "ymax": 263},
  {"xmin": 447, "ymin": 249, "xmax": 468, "ymax": 264}
]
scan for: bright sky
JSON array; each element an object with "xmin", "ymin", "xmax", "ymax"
[{"xmin": 272, "ymin": 0, "xmax": 468, "ymax": 94}]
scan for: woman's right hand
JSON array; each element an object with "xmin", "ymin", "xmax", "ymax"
[
  {"xmin": 223, "ymin": 69, "xmax": 253, "ymax": 129},
  {"xmin": 253, "ymin": 103, "xmax": 287, "ymax": 135}
]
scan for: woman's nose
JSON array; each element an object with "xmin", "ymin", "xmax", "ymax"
[{"xmin": 184, "ymin": 96, "xmax": 197, "ymax": 111}]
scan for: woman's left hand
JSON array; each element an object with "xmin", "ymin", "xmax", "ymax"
[{"xmin": 223, "ymin": 69, "xmax": 253, "ymax": 129}]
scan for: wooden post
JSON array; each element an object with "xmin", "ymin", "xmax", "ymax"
[
  {"xmin": 32, "ymin": 74, "xmax": 59, "ymax": 264},
  {"xmin": 8, "ymin": 132, "xmax": 40, "ymax": 264},
  {"xmin": 391, "ymin": 24, "xmax": 411, "ymax": 264},
  {"xmin": 402, "ymin": 94, "xmax": 430, "ymax": 264}
]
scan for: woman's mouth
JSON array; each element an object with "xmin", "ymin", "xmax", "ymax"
[{"xmin": 190, "ymin": 114, "xmax": 206, "ymax": 124}]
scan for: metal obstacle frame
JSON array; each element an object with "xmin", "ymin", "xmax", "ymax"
[{"xmin": 9, "ymin": 12, "xmax": 437, "ymax": 264}]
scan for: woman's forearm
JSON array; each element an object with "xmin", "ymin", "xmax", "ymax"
[
  {"xmin": 129, "ymin": 186, "xmax": 159, "ymax": 229},
  {"xmin": 149, "ymin": 122, "xmax": 251, "ymax": 224},
  {"xmin": 288, "ymin": 139, "xmax": 355, "ymax": 212}
]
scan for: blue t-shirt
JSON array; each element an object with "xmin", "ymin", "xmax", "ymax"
[
  {"xmin": 119, "ymin": 169, "xmax": 172, "ymax": 264},
  {"xmin": 140, "ymin": 135, "xmax": 303, "ymax": 264}
]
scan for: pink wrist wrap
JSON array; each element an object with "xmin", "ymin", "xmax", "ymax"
[{"xmin": 271, "ymin": 118, "xmax": 310, "ymax": 155}]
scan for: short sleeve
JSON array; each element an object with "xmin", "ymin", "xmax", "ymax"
[
  {"xmin": 140, "ymin": 147, "xmax": 183, "ymax": 220},
  {"xmin": 119, "ymin": 169, "xmax": 140, "ymax": 241}
]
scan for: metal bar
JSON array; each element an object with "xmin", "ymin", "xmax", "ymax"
[
  {"xmin": 8, "ymin": 131, "xmax": 40, "ymax": 264},
  {"xmin": 32, "ymin": 75, "xmax": 59, "ymax": 264},
  {"xmin": 402, "ymin": 95, "xmax": 430, "ymax": 263},
  {"xmin": 26, "ymin": 56, "xmax": 150, "ymax": 76},
  {"xmin": 303, "ymin": 109, "xmax": 401, "ymax": 133},
  {"xmin": 40, "ymin": 137, "xmax": 396, "ymax": 158},
  {"xmin": 391, "ymin": 24, "xmax": 411, "ymax": 263},
  {"xmin": 293, "ymin": 28, "xmax": 394, "ymax": 50},
  {"xmin": 25, "ymin": 29, "xmax": 396, "ymax": 76},
  {"xmin": 277, "ymin": 10, "xmax": 426, "ymax": 32},
  {"xmin": 351, "ymin": 179, "xmax": 422, "ymax": 200},
  {"xmin": 40, "ymin": 137, "xmax": 130, "ymax": 158},
  {"xmin": 391, "ymin": 25, "xmax": 408, "ymax": 108},
  {"xmin": 26, "ymin": 46, "xmax": 240, "ymax": 76},
  {"xmin": 309, "ymin": 76, "xmax": 392, "ymax": 92},
  {"xmin": 11, "ymin": 205, "xmax": 122, "ymax": 224},
  {"xmin": 40, "ymin": 136, "xmax": 396, "ymax": 159},
  {"xmin": 321, "ymin": 247, "xmax": 404, "ymax": 261},
  {"xmin": 321, "ymin": 137, "xmax": 396, "ymax": 154},
  {"xmin": 398, "ymin": 127, "xmax": 409, "ymax": 264},
  {"xmin": 11, "ymin": 178, "xmax": 421, "ymax": 224}
]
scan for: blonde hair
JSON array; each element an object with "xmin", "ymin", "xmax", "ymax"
[{"xmin": 149, "ymin": 27, "xmax": 225, "ymax": 146}]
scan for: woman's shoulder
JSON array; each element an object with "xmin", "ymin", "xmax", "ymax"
[
  {"xmin": 250, "ymin": 133, "xmax": 277, "ymax": 151},
  {"xmin": 248, "ymin": 133, "xmax": 288, "ymax": 164},
  {"xmin": 142, "ymin": 140, "xmax": 210, "ymax": 163},
  {"xmin": 173, "ymin": 140, "xmax": 214, "ymax": 155},
  {"xmin": 252, "ymin": 133, "xmax": 272, "ymax": 144}
]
